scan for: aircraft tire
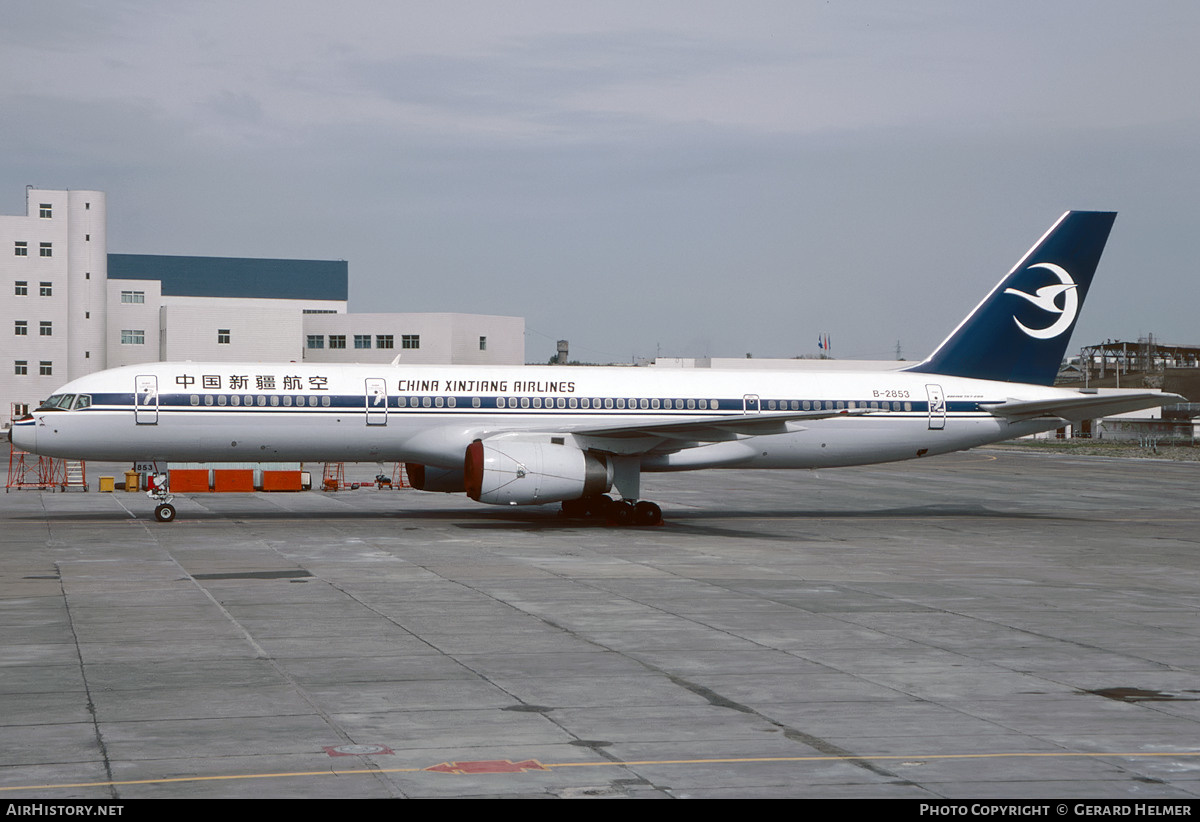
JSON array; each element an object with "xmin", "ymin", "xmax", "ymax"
[
  {"xmin": 608, "ymin": 499, "xmax": 634, "ymax": 526},
  {"xmin": 587, "ymin": 494, "xmax": 614, "ymax": 518},
  {"xmin": 633, "ymin": 500, "xmax": 663, "ymax": 526},
  {"xmin": 154, "ymin": 503, "xmax": 177, "ymax": 523}
]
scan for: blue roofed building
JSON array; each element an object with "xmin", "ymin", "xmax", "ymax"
[{"xmin": 107, "ymin": 254, "xmax": 348, "ymax": 301}]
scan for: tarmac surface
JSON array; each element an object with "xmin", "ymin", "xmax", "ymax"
[{"xmin": 2, "ymin": 450, "xmax": 1199, "ymax": 799}]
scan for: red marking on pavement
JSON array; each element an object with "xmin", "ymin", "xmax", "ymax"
[{"xmin": 426, "ymin": 759, "xmax": 548, "ymax": 774}]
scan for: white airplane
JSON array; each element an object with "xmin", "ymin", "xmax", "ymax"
[{"xmin": 12, "ymin": 211, "xmax": 1181, "ymax": 524}]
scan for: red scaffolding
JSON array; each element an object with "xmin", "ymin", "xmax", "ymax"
[{"xmin": 6, "ymin": 404, "xmax": 58, "ymax": 491}]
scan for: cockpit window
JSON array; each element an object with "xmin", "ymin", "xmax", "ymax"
[
  {"xmin": 38, "ymin": 394, "xmax": 74, "ymax": 410},
  {"xmin": 72, "ymin": 395, "xmax": 91, "ymax": 410}
]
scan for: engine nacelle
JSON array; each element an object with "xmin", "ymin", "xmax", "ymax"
[
  {"xmin": 406, "ymin": 463, "xmax": 467, "ymax": 493},
  {"xmin": 464, "ymin": 439, "xmax": 612, "ymax": 506}
]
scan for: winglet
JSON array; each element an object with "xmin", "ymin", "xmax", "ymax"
[{"xmin": 907, "ymin": 211, "xmax": 1117, "ymax": 385}]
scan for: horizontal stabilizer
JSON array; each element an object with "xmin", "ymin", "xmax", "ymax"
[{"xmin": 982, "ymin": 391, "xmax": 1183, "ymax": 423}]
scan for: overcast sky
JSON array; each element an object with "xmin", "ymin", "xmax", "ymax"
[{"xmin": 2, "ymin": 1, "xmax": 1196, "ymax": 363}]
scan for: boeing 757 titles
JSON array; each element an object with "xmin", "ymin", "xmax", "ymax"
[{"xmin": 12, "ymin": 211, "xmax": 1182, "ymax": 524}]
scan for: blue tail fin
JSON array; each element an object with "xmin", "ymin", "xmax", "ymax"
[{"xmin": 907, "ymin": 211, "xmax": 1117, "ymax": 385}]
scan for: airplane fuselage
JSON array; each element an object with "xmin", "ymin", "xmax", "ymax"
[{"xmin": 13, "ymin": 361, "xmax": 1065, "ymax": 470}]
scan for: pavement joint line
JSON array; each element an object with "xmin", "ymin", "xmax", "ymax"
[{"xmin": 5, "ymin": 750, "xmax": 1200, "ymax": 793}]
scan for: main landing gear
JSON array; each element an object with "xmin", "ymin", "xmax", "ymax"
[
  {"xmin": 146, "ymin": 472, "xmax": 177, "ymax": 523},
  {"xmin": 561, "ymin": 495, "xmax": 663, "ymax": 526}
]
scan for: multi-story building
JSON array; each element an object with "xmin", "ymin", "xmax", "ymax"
[
  {"xmin": 2, "ymin": 188, "xmax": 524, "ymax": 427},
  {"xmin": 1, "ymin": 188, "xmax": 106, "ymax": 418}
]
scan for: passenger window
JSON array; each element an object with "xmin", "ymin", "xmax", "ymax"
[
  {"xmin": 204, "ymin": 395, "xmax": 214, "ymax": 406},
  {"xmin": 257, "ymin": 395, "xmax": 266, "ymax": 406},
  {"xmin": 230, "ymin": 395, "xmax": 240, "ymax": 407},
  {"xmin": 190, "ymin": 395, "xmax": 199, "ymax": 406},
  {"xmin": 270, "ymin": 396, "xmax": 279, "ymax": 407},
  {"xmin": 604, "ymin": 398, "xmax": 614, "ymax": 409},
  {"xmin": 322, "ymin": 396, "xmax": 331, "ymax": 407},
  {"xmin": 217, "ymin": 395, "xmax": 227, "ymax": 406},
  {"xmin": 472, "ymin": 397, "xmax": 480, "ymax": 408}
]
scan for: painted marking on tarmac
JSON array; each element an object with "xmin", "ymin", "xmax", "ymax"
[
  {"xmin": 426, "ymin": 759, "xmax": 549, "ymax": 774},
  {"xmin": 5, "ymin": 749, "xmax": 1200, "ymax": 793}
]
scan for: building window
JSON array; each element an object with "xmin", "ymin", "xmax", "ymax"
[
  {"xmin": 120, "ymin": 290, "xmax": 145, "ymax": 304},
  {"xmin": 217, "ymin": 329, "xmax": 230, "ymax": 345},
  {"xmin": 14, "ymin": 241, "xmax": 27, "ymax": 256},
  {"xmin": 307, "ymin": 335, "xmax": 324, "ymax": 349},
  {"xmin": 15, "ymin": 361, "xmax": 27, "ymax": 375},
  {"xmin": 354, "ymin": 334, "xmax": 371, "ymax": 349},
  {"xmin": 377, "ymin": 335, "xmax": 394, "ymax": 349},
  {"xmin": 479, "ymin": 336, "xmax": 487, "ymax": 351},
  {"xmin": 39, "ymin": 361, "xmax": 52, "ymax": 376},
  {"xmin": 121, "ymin": 329, "xmax": 145, "ymax": 345},
  {"xmin": 14, "ymin": 321, "xmax": 27, "ymax": 336},
  {"xmin": 401, "ymin": 335, "xmax": 419, "ymax": 349},
  {"xmin": 302, "ymin": 309, "xmax": 337, "ymax": 314},
  {"xmin": 39, "ymin": 243, "xmax": 52, "ymax": 257},
  {"xmin": 329, "ymin": 334, "xmax": 346, "ymax": 349},
  {"xmin": 39, "ymin": 204, "xmax": 52, "ymax": 218},
  {"xmin": 14, "ymin": 281, "xmax": 27, "ymax": 295},
  {"xmin": 39, "ymin": 282, "xmax": 52, "ymax": 296},
  {"xmin": 39, "ymin": 321, "xmax": 52, "ymax": 336}
]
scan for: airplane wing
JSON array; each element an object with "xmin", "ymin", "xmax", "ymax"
[
  {"xmin": 524, "ymin": 408, "xmax": 874, "ymax": 456},
  {"xmin": 981, "ymin": 391, "xmax": 1184, "ymax": 423}
]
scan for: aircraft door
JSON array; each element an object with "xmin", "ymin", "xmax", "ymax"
[
  {"xmin": 135, "ymin": 375, "xmax": 159, "ymax": 425},
  {"xmin": 925, "ymin": 384, "xmax": 946, "ymax": 430},
  {"xmin": 742, "ymin": 394, "xmax": 761, "ymax": 414},
  {"xmin": 365, "ymin": 378, "xmax": 388, "ymax": 426}
]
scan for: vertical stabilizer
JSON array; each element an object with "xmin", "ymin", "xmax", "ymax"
[{"xmin": 907, "ymin": 211, "xmax": 1116, "ymax": 385}]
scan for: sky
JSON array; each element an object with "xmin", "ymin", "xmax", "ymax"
[{"xmin": 2, "ymin": 1, "xmax": 1197, "ymax": 364}]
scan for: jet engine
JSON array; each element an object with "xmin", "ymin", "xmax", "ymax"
[
  {"xmin": 406, "ymin": 463, "xmax": 466, "ymax": 493},
  {"xmin": 464, "ymin": 439, "xmax": 612, "ymax": 505}
]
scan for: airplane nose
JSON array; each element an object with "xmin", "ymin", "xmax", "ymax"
[{"xmin": 10, "ymin": 419, "xmax": 36, "ymax": 453}]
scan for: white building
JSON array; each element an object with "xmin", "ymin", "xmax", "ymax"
[
  {"xmin": 1, "ymin": 188, "xmax": 106, "ymax": 419},
  {"xmin": 2, "ymin": 188, "xmax": 524, "ymax": 427}
]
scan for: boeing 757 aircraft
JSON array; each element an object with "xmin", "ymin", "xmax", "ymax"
[{"xmin": 12, "ymin": 211, "xmax": 1181, "ymax": 524}]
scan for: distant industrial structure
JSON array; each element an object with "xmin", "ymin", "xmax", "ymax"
[{"xmin": 1, "ymin": 187, "xmax": 523, "ymax": 424}]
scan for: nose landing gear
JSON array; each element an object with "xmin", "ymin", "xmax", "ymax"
[{"xmin": 146, "ymin": 473, "xmax": 176, "ymax": 523}]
